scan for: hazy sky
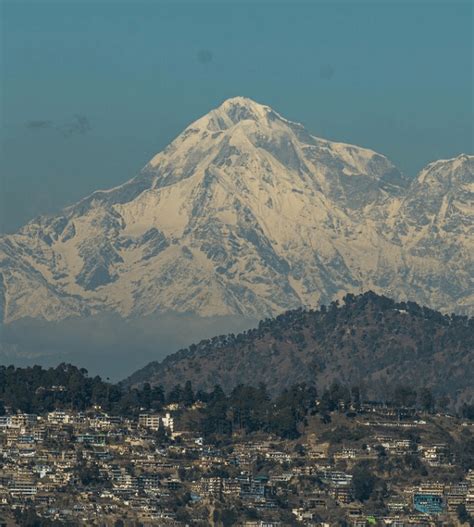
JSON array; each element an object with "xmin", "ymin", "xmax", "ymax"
[{"xmin": 1, "ymin": 0, "xmax": 472, "ymax": 233}]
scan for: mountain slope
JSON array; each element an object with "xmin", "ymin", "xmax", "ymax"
[
  {"xmin": 0, "ymin": 97, "xmax": 472, "ymax": 323},
  {"xmin": 125, "ymin": 292, "xmax": 474, "ymax": 404}
]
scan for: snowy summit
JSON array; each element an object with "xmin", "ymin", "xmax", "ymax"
[{"xmin": 0, "ymin": 97, "xmax": 473, "ymax": 323}]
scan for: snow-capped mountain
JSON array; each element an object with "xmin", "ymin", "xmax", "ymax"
[{"xmin": 1, "ymin": 97, "xmax": 472, "ymax": 323}]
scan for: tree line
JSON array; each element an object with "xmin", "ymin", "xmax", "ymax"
[{"xmin": 1, "ymin": 364, "xmax": 473, "ymax": 440}]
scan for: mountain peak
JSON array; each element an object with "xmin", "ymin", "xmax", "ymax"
[
  {"xmin": 415, "ymin": 152, "xmax": 473, "ymax": 185},
  {"xmin": 1, "ymin": 99, "xmax": 472, "ymax": 325},
  {"xmin": 200, "ymin": 96, "xmax": 277, "ymax": 131},
  {"xmin": 218, "ymin": 96, "xmax": 270, "ymax": 113},
  {"xmin": 422, "ymin": 153, "xmax": 473, "ymax": 170},
  {"xmin": 447, "ymin": 153, "xmax": 473, "ymax": 170}
]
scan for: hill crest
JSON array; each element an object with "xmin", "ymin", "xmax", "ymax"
[{"xmin": 124, "ymin": 292, "xmax": 474, "ymax": 405}]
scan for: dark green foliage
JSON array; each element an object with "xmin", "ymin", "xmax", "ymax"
[
  {"xmin": 229, "ymin": 383, "xmax": 270, "ymax": 432},
  {"xmin": 462, "ymin": 404, "xmax": 474, "ymax": 420},
  {"xmin": 213, "ymin": 508, "xmax": 238, "ymax": 527},
  {"xmin": 0, "ymin": 364, "xmax": 164, "ymax": 417},
  {"xmin": 0, "ymin": 364, "xmax": 114, "ymax": 414},
  {"xmin": 154, "ymin": 418, "xmax": 171, "ymax": 443},
  {"xmin": 167, "ymin": 384, "xmax": 183, "ymax": 404},
  {"xmin": 320, "ymin": 382, "xmax": 351, "ymax": 413},
  {"xmin": 457, "ymin": 504, "xmax": 473, "ymax": 525},
  {"xmin": 392, "ymin": 385, "xmax": 417, "ymax": 408},
  {"xmin": 268, "ymin": 384, "xmax": 317, "ymax": 439},
  {"xmin": 352, "ymin": 463, "xmax": 379, "ymax": 502},
  {"xmin": 202, "ymin": 385, "xmax": 232, "ymax": 436},
  {"xmin": 418, "ymin": 387, "xmax": 435, "ymax": 413},
  {"xmin": 455, "ymin": 435, "xmax": 474, "ymax": 471},
  {"xmin": 351, "ymin": 386, "xmax": 361, "ymax": 411},
  {"xmin": 200, "ymin": 383, "xmax": 317, "ymax": 439},
  {"xmin": 182, "ymin": 380, "xmax": 195, "ymax": 406},
  {"xmin": 77, "ymin": 460, "xmax": 104, "ymax": 486}
]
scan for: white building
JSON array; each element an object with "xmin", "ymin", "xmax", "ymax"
[{"xmin": 138, "ymin": 412, "xmax": 174, "ymax": 433}]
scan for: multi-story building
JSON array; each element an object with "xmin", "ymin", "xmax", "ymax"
[{"xmin": 138, "ymin": 412, "xmax": 174, "ymax": 432}]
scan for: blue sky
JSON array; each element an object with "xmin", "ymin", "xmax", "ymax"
[{"xmin": 1, "ymin": 0, "xmax": 472, "ymax": 232}]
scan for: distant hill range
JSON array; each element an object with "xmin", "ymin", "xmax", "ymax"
[{"xmin": 125, "ymin": 292, "xmax": 474, "ymax": 405}]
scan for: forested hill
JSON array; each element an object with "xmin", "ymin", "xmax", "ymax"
[{"xmin": 125, "ymin": 292, "xmax": 474, "ymax": 404}]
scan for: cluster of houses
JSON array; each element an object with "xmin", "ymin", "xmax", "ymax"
[{"xmin": 0, "ymin": 401, "xmax": 472, "ymax": 526}]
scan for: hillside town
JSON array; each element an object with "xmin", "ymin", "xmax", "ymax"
[{"xmin": 0, "ymin": 391, "xmax": 473, "ymax": 527}]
